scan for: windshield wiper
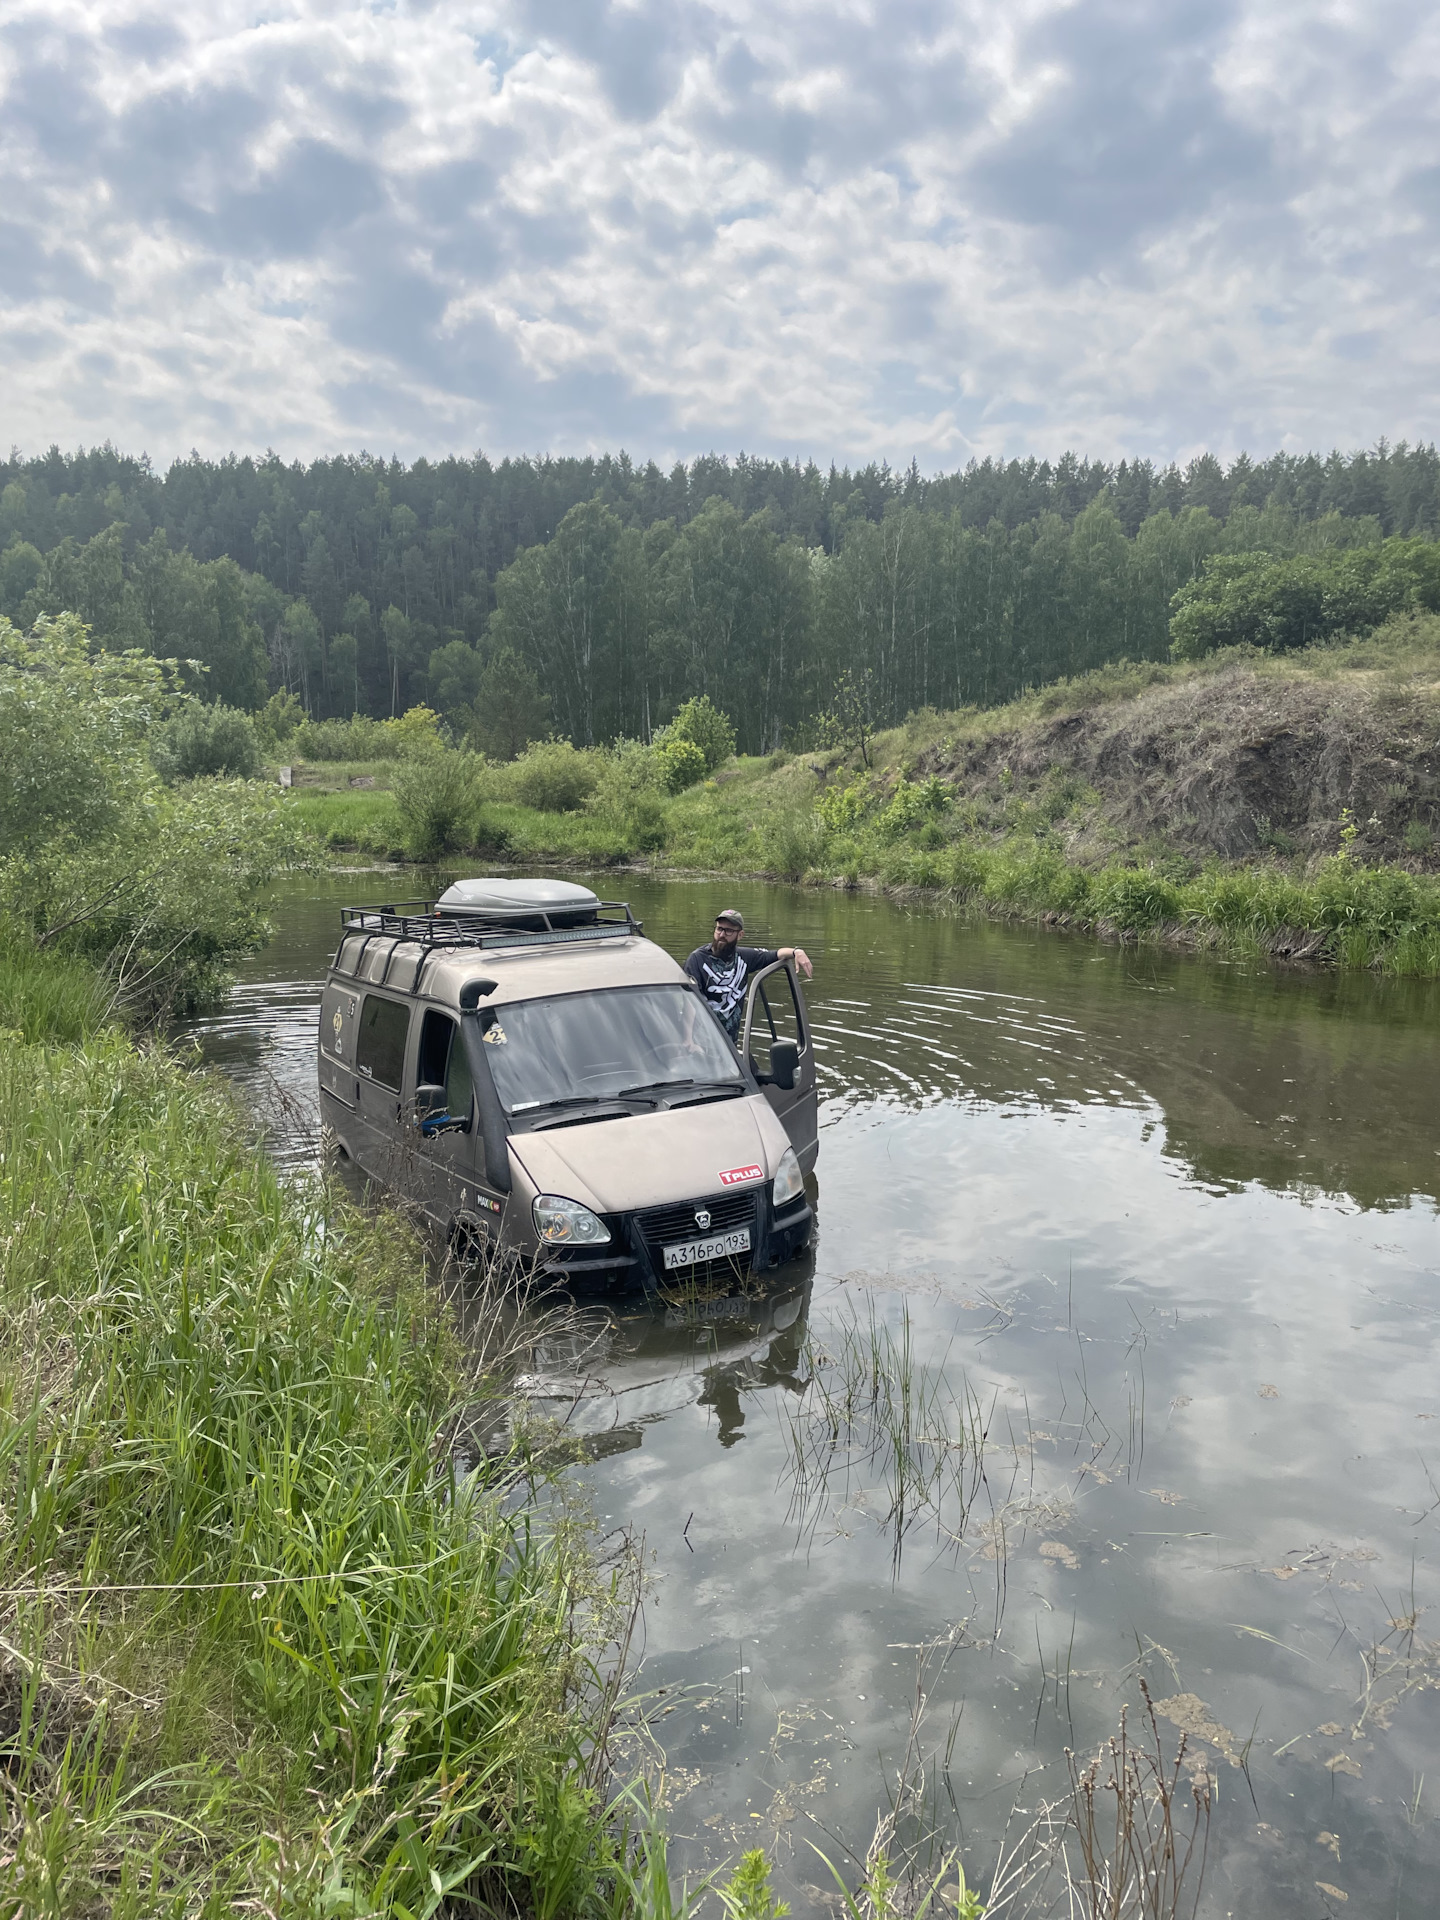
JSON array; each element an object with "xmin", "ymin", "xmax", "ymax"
[
  {"xmin": 513, "ymin": 1079, "xmax": 744, "ymax": 1118},
  {"xmin": 510, "ymin": 1094, "xmax": 621, "ymax": 1116},
  {"xmin": 615, "ymin": 1077, "xmax": 744, "ymax": 1100}
]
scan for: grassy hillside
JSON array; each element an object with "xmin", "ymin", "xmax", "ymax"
[{"xmin": 290, "ymin": 615, "xmax": 1440, "ymax": 975}]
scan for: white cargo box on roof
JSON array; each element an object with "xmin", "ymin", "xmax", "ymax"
[{"xmin": 436, "ymin": 878, "xmax": 600, "ymax": 918}]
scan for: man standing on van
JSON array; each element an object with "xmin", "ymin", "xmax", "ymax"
[{"xmin": 684, "ymin": 909, "xmax": 813, "ymax": 1042}]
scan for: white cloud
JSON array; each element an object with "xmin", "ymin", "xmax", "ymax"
[{"xmin": 1, "ymin": 0, "xmax": 1437, "ymax": 466}]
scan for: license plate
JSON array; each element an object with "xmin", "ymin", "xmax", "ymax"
[{"xmin": 663, "ymin": 1228, "xmax": 751, "ymax": 1270}]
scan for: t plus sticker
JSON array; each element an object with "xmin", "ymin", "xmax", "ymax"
[{"xmin": 717, "ymin": 1163, "xmax": 763, "ymax": 1187}]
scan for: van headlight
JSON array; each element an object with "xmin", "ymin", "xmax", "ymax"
[
  {"xmin": 532, "ymin": 1194, "xmax": 611, "ymax": 1246},
  {"xmin": 772, "ymin": 1148, "xmax": 804, "ymax": 1210}
]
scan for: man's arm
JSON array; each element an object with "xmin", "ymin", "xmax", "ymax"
[{"xmin": 739, "ymin": 943, "xmax": 814, "ymax": 981}]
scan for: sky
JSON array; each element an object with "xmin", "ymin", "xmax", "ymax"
[{"xmin": 1, "ymin": 0, "xmax": 1438, "ymax": 471}]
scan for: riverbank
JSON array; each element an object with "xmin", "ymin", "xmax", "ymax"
[
  {"xmin": 0, "ymin": 957, "xmax": 636, "ymax": 1915},
  {"xmin": 292, "ymin": 616, "xmax": 1440, "ymax": 976}
]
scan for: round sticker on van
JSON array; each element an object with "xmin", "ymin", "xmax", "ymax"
[{"xmin": 718, "ymin": 1163, "xmax": 763, "ymax": 1187}]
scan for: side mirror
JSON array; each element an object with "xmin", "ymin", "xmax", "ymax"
[
  {"xmin": 766, "ymin": 1040, "xmax": 799, "ymax": 1091},
  {"xmin": 415, "ymin": 1084, "xmax": 452, "ymax": 1133}
]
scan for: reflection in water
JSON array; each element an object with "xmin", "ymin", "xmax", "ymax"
[
  {"xmin": 488, "ymin": 1276, "xmax": 813, "ymax": 1460},
  {"xmin": 192, "ymin": 871, "xmax": 1440, "ymax": 1918}
]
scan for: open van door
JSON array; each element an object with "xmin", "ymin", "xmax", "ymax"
[{"xmin": 741, "ymin": 960, "xmax": 819, "ymax": 1172}]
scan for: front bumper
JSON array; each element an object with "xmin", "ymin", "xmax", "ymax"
[{"xmin": 540, "ymin": 1180, "xmax": 813, "ymax": 1296}]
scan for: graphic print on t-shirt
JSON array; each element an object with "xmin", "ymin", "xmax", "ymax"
[{"xmin": 683, "ymin": 945, "xmax": 779, "ymax": 1038}]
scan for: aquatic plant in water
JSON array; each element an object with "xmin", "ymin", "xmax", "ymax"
[{"xmin": 780, "ymin": 1304, "xmax": 989, "ymax": 1567}]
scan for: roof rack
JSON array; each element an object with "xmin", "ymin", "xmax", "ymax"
[{"xmin": 333, "ymin": 899, "xmax": 643, "ymax": 993}]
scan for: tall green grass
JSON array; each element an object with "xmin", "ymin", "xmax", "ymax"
[
  {"xmin": 0, "ymin": 1031, "xmax": 634, "ymax": 1916},
  {"xmin": 285, "ymin": 785, "xmax": 401, "ymax": 853},
  {"xmin": 0, "ymin": 933, "xmax": 113, "ymax": 1043}
]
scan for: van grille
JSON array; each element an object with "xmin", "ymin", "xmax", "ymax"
[
  {"xmin": 635, "ymin": 1189, "xmax": 762, "ymax": 1288},
  {"xmin": 636, "ymin": 1189, "xmax": 758, "ymax": 1250}
]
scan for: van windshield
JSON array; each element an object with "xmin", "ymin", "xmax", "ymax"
[{"xmin": 482, "ymin": 986, "xmax": 743, "ymax": 1113}]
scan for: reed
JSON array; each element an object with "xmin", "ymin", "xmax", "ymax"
[
  {"xmin": 1060, "ymin": 1684, "xmax": 1211, "ymax": 1920},
  {"xmin": 780, "ymin": 1305, "xmax": 988, "ymax": 1567}
]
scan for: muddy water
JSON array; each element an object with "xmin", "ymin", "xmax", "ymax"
[{"xmin": 193, "ymin": 872, "xmax": 1440, "ymax": 1916}]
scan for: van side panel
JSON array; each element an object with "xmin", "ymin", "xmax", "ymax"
[
  {"xmin": 345, "ymin": 992, "xmax": 412, "ymax": 1182},
  {"xmin": 318, "ymin": 982, "xmax": 358, "ymax": 1110}
]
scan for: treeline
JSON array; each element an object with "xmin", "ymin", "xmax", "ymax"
[{"xmin": 3, "ymin": 440, "xmax": 1440, "ymax": 747}]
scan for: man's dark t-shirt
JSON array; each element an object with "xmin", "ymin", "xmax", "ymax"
[{"xmin": 684, "ymin": 944, "xmax": 780, "ymax": 1041}]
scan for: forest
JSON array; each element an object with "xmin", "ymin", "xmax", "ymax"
[{"xmin": 3, "ymin": 440, "xmax": 1440, "ymax": 750}]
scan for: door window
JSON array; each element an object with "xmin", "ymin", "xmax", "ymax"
[
  {"xmin": 415, "ymin": 1008, "xmax": 474, "ymax": 1126},
  {"xmin": 356, "ymin": 996, "xmax": 410, "ymax": 1089},
  {"xmin": 749, "ymin": 966, "xmax": 805, "ymax": 1077},
  {"xmin": 416, "ymin": 1008, "xmax": 453, "ymax": 1089}
]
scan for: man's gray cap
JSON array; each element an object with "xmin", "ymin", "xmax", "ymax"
[{"xmin": 714, "ymin": 908, "xmax": 744, "ymax": 928}]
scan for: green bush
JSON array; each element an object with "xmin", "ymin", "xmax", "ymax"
[
  {"xmin": 877, "ymin": 775, "xmax": 950, "ymax": 839},
  {"xmin": 0, "ymin": 614, "xmax": 307, "ymax": 1020},
  {"xmin": 589, "ymin": 737, "xmax": 664, "ymax": 806},
  {"xmin": 390, "ymin": 749, "xmax": 483, "ymax": 860},
  {"xmin": 154, "ymin": 702, "xmax": 261, "ymax": 780},
  {"xmin": 292, "ymin": 707, "xmax": 444, "ymax": 762},
  {"xmin": 253, "ymin": 687, "xmax": 303, "ymax": 750},
  {"xmin": 471, "ymin": 807, "xmax": 518, "ymax": 857},
  {"xmin": 614, "ymin": 790, "xmax": 669, "ymax": 851},
  {"xmin": 817, "ymin": 773, "xmax": 878, "ymax": 833},
  {"xmin": 1170, "ymin": 539, "xmax": 1440, "ymax": 660},
  {"xmin": 293, "ymin": 713, "xmax": 392, "ymax": 760},
  {"xmin": 1309, "ymin": 857, "xmax": 1437, "ymax": 938},
  {"xmin": 655, "ymin": 736, "xmax": 707, "ymax": 793},
  {"xmin": 662, "ymin": 693, "xmax": 737, "ymax": 772},
  {"xmin": 506, "ymin": 739, "xmax": 602, "ymax": 812}
]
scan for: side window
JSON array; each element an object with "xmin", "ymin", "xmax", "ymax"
[
  {"xmin": 416, "ymin": 1008, "xmax": 453, "ymax": 1088},
  {"xmin": 415, "ymin": 1008, "xmax": 474, "ymax": 1125},
  {"xmin": 356, "ymin": 996, "xmax": 410, "ymax": 1089},
  {"xmin": 748, "ymin": 965, "xmax": 805, "ymax": 1080},
  {"xmin": 754, "ymin": 968, "xmax": 805, "ymax": 1053}
]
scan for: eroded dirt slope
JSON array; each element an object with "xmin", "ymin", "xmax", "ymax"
[{"xmin": 915, "ymin": 663, "xmax": 1440, "ymax": 868}]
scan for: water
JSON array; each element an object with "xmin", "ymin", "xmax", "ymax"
[{"xmin": 191, "ymin": 870, "xmax": 1440, "ymax": 1915}]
